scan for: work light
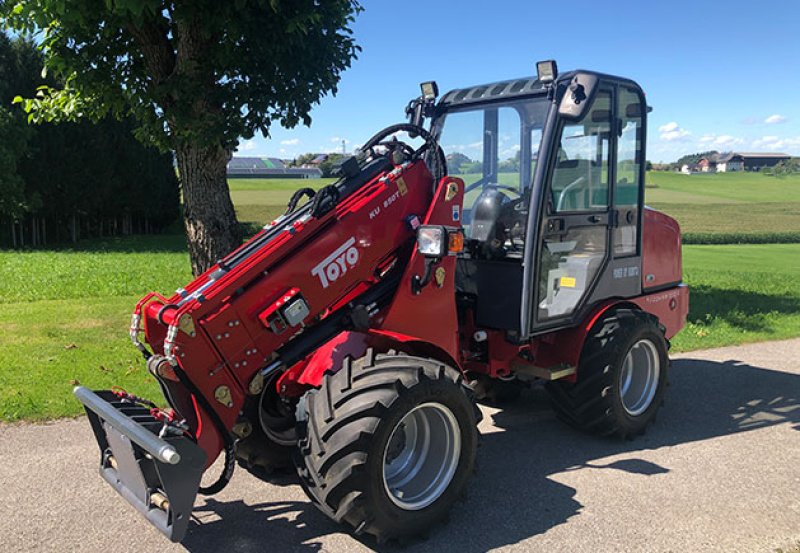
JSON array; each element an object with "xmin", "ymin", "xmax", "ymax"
[
  {"xmin": 536, "ymin": 60, "xmax": 558, "ymax": 84},
  {"xmin": 420, "ymin": 81, "xmax": 439, "ymax": 101},
  {"xmin": 416, "ymin": 226, "xmax": 447, "ymax": 257}
]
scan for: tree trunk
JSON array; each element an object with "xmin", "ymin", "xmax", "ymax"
[{"xmin": 175, "ymin": 142, "xmax": 241, "ymax": 276}]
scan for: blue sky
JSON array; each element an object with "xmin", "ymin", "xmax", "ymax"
[{"xmin": 237, "ymin": 0, "xmax": 800, "ymax": 163}]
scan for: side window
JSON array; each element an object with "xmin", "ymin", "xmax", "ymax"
[
  {"xmin": 497, "ymin": 107, "xmax": 523, "ymax": 189},
  {"xmin": 615, "ymin": 87, "xmax": 643, "ymax": 256},
  {"xmin": 550, "ymin": 91, "xmax": 611, "ymax": 212}
]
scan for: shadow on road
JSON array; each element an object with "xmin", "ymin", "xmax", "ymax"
[{"xmin": 181, "ymin": 356, "xmax": 800, "ymax": 552}]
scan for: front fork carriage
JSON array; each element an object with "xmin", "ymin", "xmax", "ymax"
[{"xmin": 74, "ymin": 387, "xmax": 206, "ymax": 542}]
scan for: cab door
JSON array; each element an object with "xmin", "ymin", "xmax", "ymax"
[{"xmin": 532, "ymin": 88, "xmax": 614, "ymax": 328}]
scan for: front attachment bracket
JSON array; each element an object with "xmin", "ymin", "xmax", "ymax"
[{"xmin": 74, "ymin": 387, "xmax": 207, "ymax": 542}]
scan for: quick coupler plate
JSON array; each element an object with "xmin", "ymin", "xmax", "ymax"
[{"xmin": 73, "ymin": 387, "xmax": 207, "ymax": 542}]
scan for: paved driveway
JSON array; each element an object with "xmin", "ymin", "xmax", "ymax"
[{"xmin": 2, "ymin": 339, "xmax": 799, "ymax": 552}]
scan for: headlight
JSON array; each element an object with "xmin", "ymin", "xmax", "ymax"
[{"xmin": 416, "ymin": 226, "xmax": 447, "ymax": 257}]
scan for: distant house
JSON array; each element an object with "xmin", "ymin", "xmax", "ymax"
[
  {"xmin": 227, "ymin": 157, "xmax": 322, "ymax": 179},
  {"xmin": 736, "ymin": 152, "xmax": 791, "ymax": 171},
  {"xmin": 715, "ymin": 153, "xmax": 744, "ymax": 172},
  {"xmin": 696, "ymin": 152, "xmax": 745, "ymax": 173},
  {"xmin": 681, "ymin": 163, "xmax": 699, "ymax": 174},
  {"xmin": 697, "ymin": 157, "xmax": 716, "ymax": 172}
]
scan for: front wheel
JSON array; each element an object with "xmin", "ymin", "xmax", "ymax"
[
  {"xmin": 294, "ymin": 349, "xmax": 479, "ymax": 543},
  {"xmin": 546, "ymin": 309, "xmax": 669, "ymax": 438}
]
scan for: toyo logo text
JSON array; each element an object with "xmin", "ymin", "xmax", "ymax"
[{"xmin": 311, "ymin": 237, "xmax": 360, "ymax": 289}]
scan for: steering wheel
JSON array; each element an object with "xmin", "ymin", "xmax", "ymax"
[
  {"xmin": 360, "ymin": 123, "xmax": 448, "ymax": 181},
  {"xmin": 556, "ymin": 176, "xmax": 587, "ymax": 211}
]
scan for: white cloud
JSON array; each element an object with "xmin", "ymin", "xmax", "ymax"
[
  {"xmin": 658, "ymin": 121, "xmax": 691, "ymax": 142},
  {"xmin": 442, "ymin": 141, "xmax": 483, "ymax": 153},
  {"xmin": 694, "ymin": 134, "xmax": 745, "ymax": 148},
  {"xmin": 751, "ymin": 135, "xmax": 800, "ymax": 151},
  {"xmin": 764, "ymin": 114, "xmax": 787, "ymax": 125},
  {"xmin": 710, "ymin": 135, "xmax": 744, "ymax": 147},
  {"xmin": 238, "ymin": 139, "xmax": 257, "ymax": 152},
  {"xmin": 330, "ymin": 136, "xmax": 351, "ymax": 144},
  {"xmin": 280, "ymin": 138, "xmax": 300, "ymax": 146}
]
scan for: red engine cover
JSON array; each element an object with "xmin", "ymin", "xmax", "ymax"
[{"xmin": 642, "ymin": 207, "xmax": 682, "ymax": 291}]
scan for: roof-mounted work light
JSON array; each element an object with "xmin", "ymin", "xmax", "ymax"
[
  {"xmin": 536, "ymin": 60, "xmax": 558, "ymax": 84},
  {"xmin": 420, "ymin": 81, "xmax": 439, "ymax": 101}
]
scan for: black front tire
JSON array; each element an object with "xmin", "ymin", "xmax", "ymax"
[
  {"xmin": 546, "ymin": 309, "xmax": 669, "ymax": 438},
  {"xmin": 294, "ymin": 349, "xmax": 479, "ymax": 543}
]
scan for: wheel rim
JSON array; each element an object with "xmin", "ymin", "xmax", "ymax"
[
  {"xmin": 258, "ymin": 375, "xmax": 296, "ymax": 446},
  {"xmin": 382, "ymin": 402, "xmax": 461, "ymax": 511},
  {"xmin": 619, "ymin": 339, "xmax": 661, "ymax": 416}
]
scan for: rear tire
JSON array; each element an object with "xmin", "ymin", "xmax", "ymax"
[
  {"xmin": 546, "ymin": 309, "xmax": 669, "ymax": 438},
  {"xmin": 294, "ymin": 349, "xmax": 479, "ymax": 543}
]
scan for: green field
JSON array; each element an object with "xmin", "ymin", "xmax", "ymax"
[
  {"xmin": 645, "ymin": 171, "xmax": 800, "ymax": 240},
  {"xmin": 229, "ymin": 177, "xmax": 335, "ymax": 232},
  {"xmin": 1, "ymin": 171, "xmax": 799, "ymax": 421},
  {"xmin": 325, "ymin": 170, "xmax": 800, "ymax": 239}
]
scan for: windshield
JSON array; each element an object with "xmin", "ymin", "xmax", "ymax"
[{"xmin": 435, "ymin": 96, "xmax": 550, "ymax": 228}]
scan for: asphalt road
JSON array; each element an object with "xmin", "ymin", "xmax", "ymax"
[{"xmin": 2, "ymin": 339, "xmax": 799, "ymax": 553}]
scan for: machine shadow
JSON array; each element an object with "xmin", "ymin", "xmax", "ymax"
[{"xmin": 181, "ymin": 356, "xmax": 800, "ymax": 553}]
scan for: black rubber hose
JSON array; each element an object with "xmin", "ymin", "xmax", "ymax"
[
  {"xmin": 361, "ymin": 123, "xmax": 448, "ymax": 183},
  {"xmin": 285, "ymin": 187, "xmax": 316, "ymax": 215},
  {"xmin": 171, "ymin": 364, "xmax": 236, "ymax": 495}
]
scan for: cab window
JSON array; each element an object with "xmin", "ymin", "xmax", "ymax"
[{"xmin": 550, "ymin": 91, "xmax": 611, "ymax": 213}]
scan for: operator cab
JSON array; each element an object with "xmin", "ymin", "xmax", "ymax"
[{"xmin": 422, "ymin": 62, "xmax": 648, "ymax": 339}]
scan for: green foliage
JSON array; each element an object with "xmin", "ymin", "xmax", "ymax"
[
  {"xmin": 290, "ymin": 153, "xmax": 317, "ymax": 167},
  {"xmin": 682, "ymin": 231, "xmax": 800, "ymax": 245},
  {"xmin": 2, "ymin": 0, "xmax": 362, "ymax": 151},
  {"xmin": 0, "ymin": 33, "xmax": 180, "ymax": 245},
  {"xmin": 0, "ymin": 33, "xmax": 38, "ymax": 219},
  {"xmin": 0, "ymin": 107, "xmax": 31, "ymax": 218},
  {"xmin": 459, "ymin": 161, "xmax": 482, "ymax": 174},
  {"xmin": 763, "ymin": 158, "xmax": 800, "ymax": 177}
]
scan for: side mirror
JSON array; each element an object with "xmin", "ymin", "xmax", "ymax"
[{"xmin": 558, "ymin": 73, "xmax": 600, "ymax": 120}]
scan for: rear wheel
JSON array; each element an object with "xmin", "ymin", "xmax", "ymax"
[
  {"xmin": 546, "ymin": 309, "xmax": 669, "ymax": 438},
  {"xmin": 294, "ymin": 349, "xmax": 479, "ymax": 543}
]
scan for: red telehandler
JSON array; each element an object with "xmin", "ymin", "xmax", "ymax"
[{"xmin": 75, "ymin": 61, "xmax": 688, "ymax": 543}]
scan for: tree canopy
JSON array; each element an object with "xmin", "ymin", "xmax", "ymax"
[
  {"xmin": 4, "ymin": 1, "xmax": 361, "ymax": 150},
  {"xmin": 3, "ymin": 0, "xmax": 362, "ymax": 274}
]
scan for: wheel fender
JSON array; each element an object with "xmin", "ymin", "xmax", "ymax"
[
  {"xmin": 278, "ymin": 329, "xmax": 462, "ymax": 395},
  {"xmin": 534, "ymin": 300, "xmax": 639, "ymax": 374}
]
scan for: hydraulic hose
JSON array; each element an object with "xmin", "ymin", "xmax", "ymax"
[{"xmin": 170, "ymin": 364, "xmax": 236, "ymax": 495}]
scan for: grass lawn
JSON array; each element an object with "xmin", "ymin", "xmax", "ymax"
[
  {"xmin": 645, "ymin": 171, "xmax": 800, "ymax": 238},
  {"xmin": 671, "ymin": 244, "xmax": 800, "ymax": 352},
  {"xmin": 0, "ymin": 237, "xmax": 192, "ymax": 421},
  {"xmin": 1, "ymin": 171, "xmax": 799, "ymax": 420}
]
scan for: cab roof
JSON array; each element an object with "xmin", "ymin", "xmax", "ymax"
[{"xmin": 438, "ymin": 70, "xmax": 644, "ymax": 109}]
